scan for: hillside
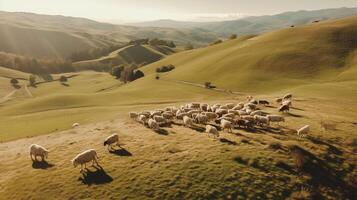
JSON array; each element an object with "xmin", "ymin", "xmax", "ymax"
[
  {"xmin": 134, "ymin": 7, "xmax": 357, "ymax": 35},
  {"xmin": 0, "ymin": 11, "xmax": 219, "ymax": 59},
  {"xmin": 140, "ymin": 16, "xmax": 357, "ymax": 95},
  {"xmin": 73, "ymin": 44, "xmax": 176, "ymax": 71}
]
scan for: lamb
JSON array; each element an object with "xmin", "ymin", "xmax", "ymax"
[
  {"xmin": 205, "ymin": 125, "xmax": 219, "ymax": 138},
  {"xmin": 148, "ymin": 119, "xmax": 159, "ymax": 130},
  {"xmin": 267, "ymin": 115, "xmax": 285, "ymax": 124},
  {"xmin": 279, "ymin": 105, "xmax": 290, "ymax": 113},
  {"xmin": 30, "ymin": 144, "xmax": 49, "ymax": 161},
  {"xmin": 72, "ymin": 123, "xmax": 80, "ymax": 128},
  {"xmin": 297, "ymin": 125, "xmax": 310, "ymax": 137},
  {"xmin": 129, "ymin": 112, "xmax": 138, "ymax": 119},
  {"xmin": 221, "ymin": 119, "xmax": 233, "ymax": 133},
  {"xmin": 183, "ymin": 116, "xmax": 193, "ymax": 127},
  {"xmin": 72, "ymin": 149, "xmax": 99, "ymax": 172},
  {"xmin": 104, "ymin": 134, "xmax": 119, "ymax": 150}
]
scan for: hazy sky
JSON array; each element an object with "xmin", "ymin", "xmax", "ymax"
[{"xmin": 1, "ymin": 0, "xmax": 357, "ymax": 23}]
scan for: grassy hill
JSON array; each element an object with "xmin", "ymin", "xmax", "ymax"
[
  {"xmin": 74, "ymin": 44, "xmax": 176, "ymax": 71},
  {"xmin": 0, "ymin": 11, "xmax": 219, "ymax": 59}
]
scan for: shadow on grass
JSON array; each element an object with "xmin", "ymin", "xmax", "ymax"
[
  {"xmin": 220, "ymin": 138, "xmax": 238, "ymax": 145},
  {"xmin": 285, "ymin": 112, "xmax": 304, "ymax": 118},
  {"xmin": 61, "ymin": 83, "xmax": 70, "ymax": 87},
  {"xmin": 109, "ymin": 147, "xmax": 132, "ymax": 156},
  {"xmin": 79, "ymin": 166, "xmax": 113, "ymax": 185},
  {"xmin": 154, "ymin": 128, "xmax": 169, "ymax": 135},
  {"xmin": 32, "ymin": 160, "xmax": 54, "ymax": 169}
]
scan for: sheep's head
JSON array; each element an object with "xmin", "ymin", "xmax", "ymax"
[{"xmin": 72, "ymin": 159, "xmax": 78, "ymax": 168}]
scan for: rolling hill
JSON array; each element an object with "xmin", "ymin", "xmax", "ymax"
[
  {"xmin": 133, "ymin": 7, "xmax": 357, "ymax": 35},
  {"xmin": 0, "ymin": 11, "xmax": 219, "ymax": 59},
  {"xmin": 73, "ymin": 44, "xmax": 176, "ymax": 71}
]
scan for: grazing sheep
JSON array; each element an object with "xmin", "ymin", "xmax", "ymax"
[
  {"xmin": 267, "ymin": 115, "xmax": 285, "ymax": 124},
  {"xmin": 249, "ymin": 99, "xmax": 258, "ymax": 105},
  {"xmin": 279, "ymin": 105, "xmax": 290, "ymax": 113},
  {"xmin": 189, "ymin": 102, "xmax": 200, "ymax": 109},
  {"xmin": 177, "ymin": 112, "xmax": 189, "ymax": 120},
  {"xmin": 104, "ymin": 134, "xmax": 119, "ymax": 150},
  {"xmin": 150, "ymin": 111, "xmax": 162, "ymax": 117},
  {"xmin": 203, "ymin": 112, "xmax": 218, "ymax": 121},
  {"xmin": 139, "ymin": 111, "xmax": 150, "ymax": 118},
  {"xmin": 148, "ymin": 119, "xmax": 159, "ymax": 130},
  {"xmin": 258, "ymin": 100, "xmax": 270, "ymax": 106},
  {"xmin": 232, "ymin": 104, "xmax": 244, "ymax": 110},
  {"xmin": 282, "ymin": 100, "xmax": 292, "ymax": 107},
  {"xmin": 129, "ymin": 112, "xmax": 138, "ymax": 119},
  {"xmin": 195, "ymin": 114, "xmax": 208, "ymax": 124},
  {"xmin": 283, "ymin": 94, "xmax": 292, "ymax": 100},
  {"xmin": 276, "ymin": 98, "xmax": 283, "ymax": 104},
  {"xmin": 297, "ymin": 125, "xmax": 310, "ymax": 137},
  {"xmin": 241, "ymin": 115, "xmax": 255, "ymax": 122},
  {"xmin": 216, "ymin": 109, "xmax": 228, "ymax": 116},
  {"xmin": 228, "ymin": 109, "xmax": 239, "ymax": 115},
  {"xmin": 183, "ymin": 116, "xmax": 193, "ymax": 127},
  {"xmin": 72, "ymin": 149, "xmax": 99, "ymax": 172},
  {"xmin": 137, "ymin": 115, "xmax": 148, "ymax": 124},
  {"xmin": 250, "ymin": 110, "xmax": 264, "ymax": 116},
  {"xmin": 30, "ymin": 144, "xmax": 49, "ymax": 161},
  {"xmin": 225, "ymin": 103, "xmax": 235, "ymax": 109},
  {"xmin": 254, "ymin": 115, "xmax": 270, "ymax": 127},
  {"xmin": 187, "ymin": 110, "xmax": 200, "ymax": 117},
  {"xmin": 246, "ymin": 96, "xmax": 254, "ymax": 101},
  {"xmin": 223, "ymin": 113, "xmax": 235, "ymax": 119},
  {"xmin": 72, "ymin": 123, "xmax": 80, "ymax": 128},
  {"xmin": 153, "ymin": 115, "xmax": 166, "ymax": 123},
  {"xmin": 162, "ymin": 112, "xmax": 174, "ymax": 120},
  {"xmin": 221, "ymin": 119, "xmax": 233, "ymax": 133},
  {"xmin": 205, "ymin": 125, "xmax": 219, "ymax": 138},
  {"xmin": 200, "ymin": 103, "xmax": 209, "ymax": 111},
  {"xmin": 238, "ymin": 110, "xmax": 248, "ymax": 116},
  {"xmin": 211, "ymin": 104, "xmax": 221, "ymax": 112},
  {"xmin": 244, "ymin": 103, "xmax": 257, "ymax": 110},
  {"xmin": 219, "ymin": 105, "xmax": 229, "ymax": 110}
]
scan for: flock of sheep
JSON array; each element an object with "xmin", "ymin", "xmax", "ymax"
[
  {"xmin": 29, "ymin": 93, "xmax": 310, "ymax": 173},
  {"xmin": 130, "ymin": 93, "xmax": 310, "ymax": 138},
  {"xmin": 29, "ymin": 133, "xmax": 119, "ymax": 172}
]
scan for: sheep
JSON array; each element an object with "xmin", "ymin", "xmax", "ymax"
[
  {"xmin": 279, "ymin": 105, "xmax": 290, "ymax": 113},
  {"xmin": 148, "ymin": 119, "xmax": 159, "ymax": 130},
  {"xmin": 195, "ymin": 114, "xmax": 208, "ymax": 124},
  {"xmin": 129, "ymin": 112, "xmax": 138, "ymax": 119},
  {"xmin": 187, "ymin": 110, "xmax": 200, "ymax": 117},
  {"xmin": 162, "ymin": 112, "xmax": 174, "ymax": 120},
  {"xmin": 223, "ymin": 113, "xmax": 235, "ymax": 119},
  {"xmin": 139, "ymin": 111, "xmax": 150, "ymax": 118},
  {"xmin": 225, "ymin": 103, "xmax": 235, "ymax": 109},
  {"xmin": 183, "ymin": 116, "xmax": 193, "ymax": 127},
  {"xmin": 276, "ymin": 98, "xmax": 283, "ymax": 104},
  {"xmin": 228, "ymin": 109, "xmax": 239, "ymax": 115},
  {"xmin": 177, "ymin": 112, "xmax": 189, "ymax": 120},
  {"xmin": 203, "ymin": 112, "xmax": 218, "ymax": 121},
  {"xmin": 250, "ymin": 110, "xmax": 264, "ymax": 116},
  {"xmin": 282, "ymin": 100, "xmax": 292, "ymax": 107},
  {"xmin": 267, "ymin": 115, "xmax": 285, "ymax": 124},
  {"xmin": 211, "ymin": 104, "xmax": 221, "ymax": 112},
  {"xmin": 297, "ymin": 125, "xmax": 310, "ymax": 137},
  {"xmin": 150, "ymin": 111, "xmax": 162, "ymax": 117},
  {"xmin": 72, "ymin": 149, "xmax": 99, "ymax": 172},
  {"xmin": 238, "ymin": 110, "xmax": 248, "ymax": 116},
  {"xmin": 200, "ymin": 103, "xmax": 209, "ymax": 111},
  {"xmin": 246, "ymin": 96, "xmax": 254, "ymax": 101},
  {"xmin": 232, "ymin": 104, "xmax": 244, "ymax": 110},
  {"xmin": 137, "ymin": 115, "xmax": 148, "ymax": 124},
  {"xmin": 205, "ymin": 125, "xmax": 219, "ymax": 138},
  {"xmin": 241, "ymin": 115, "xmax": 255, "ymax": 122},
  {"xmin": 189, "ymin": 102, "xmax": 200, "ymax": 109},
  {"xmin": 153, "ymin": 115, "xmax": 166, "ymax": 123},
  {"xmin": 254, "ymin": 115, "xmax": 270, "ymax": 127},
  {"xmin": 104, "ymin": 134, "xmax": 119, "ymax": 150},
  {"xmin": 219, "ymin": 105, "xmax": 229, "ymax": 110},
  {"xmin": 283, "ymin": 94, "xmax": 292, "ymax": 100},
  {"xmin": 215, "ymin": 109, "xmax": 228, "ymax": 117},
  {"xmin": 221, "ymin": 119, "xmax": 233, "ymax": 133},
  {"xmin": 258, "ymin": 100, "xmax": 270, "ymax": 106},
  {"xmin": 30, "ymin": 144, "xmax": 49, "ymax": 161},
  {"xmin": 249, "ymin": 99, "xmax": 258, "ymax": 105},
  {"xmin": 72, "ymin": 123, "xmax": 80, "ymax": 128},
  {"xmin": 244, "ymin": 103, "xmax": 257, "ymax": 110}
]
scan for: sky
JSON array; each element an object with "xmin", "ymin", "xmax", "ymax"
[{"xmin": 1, "ymin": 0, "xmax": 357, "ymax": 23}]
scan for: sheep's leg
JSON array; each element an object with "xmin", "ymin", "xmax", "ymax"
[{"xmin": 41, "ymin": 155, "xmax": 44, "ymax": 162}]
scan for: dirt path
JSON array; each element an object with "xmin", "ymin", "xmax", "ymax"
[
  {"xmin": 24, "ymin": 84, "xmax": 33, "ymax": 97},
  {"xmin": 0, "ymin": 90, "xmax": 16, "ymax": 104}
]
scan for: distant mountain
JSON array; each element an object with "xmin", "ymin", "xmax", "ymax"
[
  {"xmin": 0, "ymin": 11, "xmax": 219, "ymax": 59},
  {"xmin": 132, "ymin": 7, "xmax": 357, "ymax": 35}
]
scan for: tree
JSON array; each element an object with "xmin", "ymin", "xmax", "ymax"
[
  {"xmin": 59, "ymin": 75, "xmax": 68, "ymax": 82},
  {"xmin": 204, "ymin": 82, "xmax": 212, "ymax": 88},
  {"xmin": 111, "ymin": 66, "xmax": 124, "ymax": 79},
  {"xmin": 29, "ymin": 75, "xmax": 36, "ymax": 87},
  {"xmin": 229, "ymin": 34, "xmax": 237, "ymax": 39},
  {"xmin": 210, "ymin": 39, "xmax": 223, "ymax": 46},
  {"xmin": 133, "ymin": 70, "xmax": 145, "ymax": 80},
  {"xmin": 120, "ymin": 66, "xmax": 135, "ymax": 83},
  {"xmin": 10, "ymin": 78, "xmax": 19, "ymax": 85}
]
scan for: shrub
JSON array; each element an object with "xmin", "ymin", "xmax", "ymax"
[
  {"xmin": 10, "ymin": 78, "xmax": 19, "ymax": 85},
  {"xmin": 59, "ymin": 75, "xmax": 67, "ymax": 82},
  {"xmin": 111, "ymin": 66, "xmax": 124, "ymax": 79},
  {"xmin": 156, "ymin": 64, "xmax": 175, "ymax": 73},
  {"xmin": 210, "ymin": 39, "xmax": 223, "ymax": 46},
  {"xmin": 133, "ymin": 70, "xmax": 144, "ymax": 80},
  {"xmin": 229, "ymin": 34, "xmax": 237, "ymax": 39},
  {"xmin": 29, "ymin": 75, "xmax": 36, "ymax": 86}
]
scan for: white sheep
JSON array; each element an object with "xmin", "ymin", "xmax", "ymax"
[
  {"xmin": 104, "ymin": 134, "xmax": 119, "ymax": 150},
  {"xmin": 205, "ymin": 125, "xmax": 219, "ymax": 138},
  {"xmin": 153, "ymin": 115, "xmax": 166, "ymax": 123},
  {"xmin": 148, "ymin": 119, "xmax": 159, "ymax": 130},
  {"xmin": 200, "ymin": 103, "xmax": 209, "ymax": 111},
  {"xmin": 30, "ymin": 144, "xmax": 49, "ymax": 161},
  {"xmin": 177, "ymin": 112, "xmax": 189, "ymax": 120},
  {"xmin": 254, "ymin": 115, "xmax": 270, "ymax": 126},
  {"xmin": 297, "ymin": 125, "xmax": 310, "ymax": 137},
  {"xmin": 232, "ymin": 104, "xmax": 244, "ymax": 110},
  {"xmin": 282, "ymin": 100, "xmax": 292, "ymax": 107},
  {"xmin": 267, "ymin": 115, "xmax": 285, "ymax": 124},
  {"xmin": 203, "ymin": 112, "xmax": 218, "ymax": 121},
  {"xmin": 137, "ymin": 115, "xmax": 148, "ymax": 124},
  {"xmin": 250, "ymin": 110, "xmax": 264, "ymax": 116},
  {"xmin": 223, "ymin": 113, "xmax": 235, "ymax": 119},
  {"xmin": 162, "ymin": 112, "xmax": 174, "ymax": 120},
  {"xmin": 72, "ymin": 123, "xmax": 80, "ymax": 128},
  {"xmin": 195, "ymin": 114, "xmax": 208, "ymax": 124},
  {"xmin": 225, "ymin": 103, "xmax": 235, "ymax": 109},
  {"xmin": 221, "ymin": 119, "xmax": 233, "ymax": 133},
  {"xmin": 216, "ymin": 109, "xmax": 228, "ymax": 116},
  {"xmin": 283, "ymin": 93, "xmax": 292, "ymax": 100},
  {"xmin": 72, "ymin": 149, "xmax": 99, "ymax": 172},
  {"xmin": 183, "ymin": 116, "xmax": 193, "ymax": 127}
]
